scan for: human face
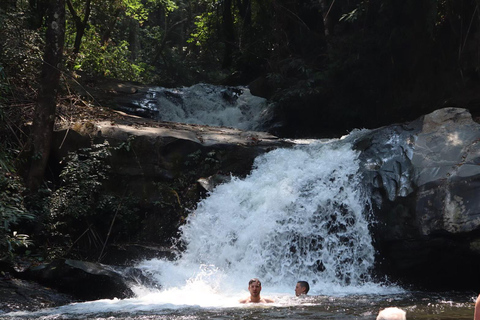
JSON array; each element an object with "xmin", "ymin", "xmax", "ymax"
[
  {"xmin": 249, "ymin": 281, "xmax": 262, "ymax": 297},
  {"xmin": 295, "ymin": 283, "xmax": 306, "ymax": 296}
]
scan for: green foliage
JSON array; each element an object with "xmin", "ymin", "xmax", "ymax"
[
  {"xmin": 188, "ymin": 11, "xmax": 215, "ymax": 47},
  {"xmin": 0, "ymin": 165, "xmax": 35, "ymax": 260},
  {"xmin": 62, "ymin": 0, "xmax": 182, "ymax": 83},
  {"xmin": 123, "ymin": 0, "xmax": 151, "ymax": 23},
  {"xmin": 72, "ymin": 27, "xmax": 147, "ymax": 81},
  {"xmin": 50, "ymin": 141, "xmax": 112, "ymax": 219},
  {"xmin": 124, "ymin": 0, "xmax": 178, "ymax": 23},
  {"xmin": 340, "ymin": 1, "xmax": 369, "ymax": 22},
  {"xmin": 0, "ymin": 3, "xmax": 39, "ymax": 261},
  {"xmin": 0, "ymin": 1, "xmax": 43, "ymax": 99},
  {"xmin": 0, "ymin": 65, "xmax": 9, "ymax": 103},
  {"xmin": 268, "ymin": 58, "xmax": 325, "ymax": 103},
  {"xmin": 5, "ymin": 231, "xmax": 33, "ymax": 254},
  {"xmin": 48, "ymin": 141, "xmax": 140, "ymax": 259}
]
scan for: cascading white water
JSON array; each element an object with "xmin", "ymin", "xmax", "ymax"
[
  {"xmin": 179, "ymin": 140, "xmax": 372, "ymax": 287},
  {"xmin": 134, "ymin": 133, "xmax": 394, "ymax": 303},
  {"xmin": 141, "ymin": 83, "xmax": 272, "ymax": 131}
]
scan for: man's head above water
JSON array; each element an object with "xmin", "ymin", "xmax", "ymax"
[
  {"xmin": 248, "ymin": 278, "xmax": 262, "ymax": 297},
  {"xmin": 295, "ymin": 281, "xmax": 310, "ymax": 296},
  {"xmin": 239, "ymin": 278, "xmax": 274, "ymax": 303}
]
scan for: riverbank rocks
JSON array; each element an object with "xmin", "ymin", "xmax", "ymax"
[
  {"xmin": 356, "ymin": 107, "xmax": 480, "ymax": 290},
  {"xmin": 21, "ymin": 259, "xmax": 155, "ymax": 301}
]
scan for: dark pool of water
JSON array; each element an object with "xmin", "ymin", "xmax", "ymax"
[{"xmin": 1, "ymin": 291, "xmax": 477, "ymax": 320}]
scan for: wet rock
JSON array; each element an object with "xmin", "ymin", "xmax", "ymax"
[
  {"xmin": 412, "ymin": 108, "xmax": 480, "ymax": 235},
  {"xmin": 21, "ymin": 259, "xmax": 155, "ymax": 301},
  {"xmin": 0, "ymin": 274, "xmax": 73, "ymax": 313},
  {"xmin": 248, "ymin": 76, "xmax": 274, "ymax": 99},
  {"xmin": 197, "ymin": 174, "xmax": 232, "ymax": 192},
  {"xmin": 356, "ymin": 107, "xmax": 480, "ymax": 290}
]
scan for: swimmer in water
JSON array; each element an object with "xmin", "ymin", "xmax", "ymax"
[
  {"xmin": 239, "ymin": 278, "xmax": 274, "ymax": 303},
  {"xmin": 295, "ymin": 281, "xmax": 310, "ymax": 297}
]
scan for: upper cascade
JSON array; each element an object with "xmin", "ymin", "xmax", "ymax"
[{"xmin": 138, "ymin": 83, "xmax": 273, "ymax": 131}]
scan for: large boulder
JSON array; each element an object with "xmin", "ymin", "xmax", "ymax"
[
  {"xmin": 21, "ymin": 259, "xmax": 155, "ymax": 301},
  {"xmin": 356, "ymin": 107, "xmax": 480, "ymax": 290}
]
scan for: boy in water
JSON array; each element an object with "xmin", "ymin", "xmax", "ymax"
[
  {"xmin": 295, "ymin": 281, "xmax": 310, "ymax": 296},
  {"xmin": 239, "ymin": 278, "xmax": 274, "ymax": 303}
]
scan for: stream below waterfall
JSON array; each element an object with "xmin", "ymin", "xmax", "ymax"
[{"xmin": 2, "ymin": 291, "xmax": 476, "ymax": 319}]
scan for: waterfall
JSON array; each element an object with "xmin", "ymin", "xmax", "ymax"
[
  {"xmin": 139, "ymin": 83, "xmax": 272, "ymax": 131},
  {"xmin": 5, "ymin": 133, "xmax": 405, "ymax": 319},
  {"xmin": 136, "ymin": 133, "xmax": 391, "ymax": 298}
]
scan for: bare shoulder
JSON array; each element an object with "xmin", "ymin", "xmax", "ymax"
[
  {"xmin": 239, "ymin": 298, "xmax": 250, "ymax": 304},
  {"xmin": 263, "ymin": 297, "xmax": 274, "ymax": 303}
]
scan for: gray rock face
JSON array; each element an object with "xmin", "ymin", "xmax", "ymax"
[
  {"xmin": 412, "ymin": 108, "xmax": 480, "ymax": 235},
  {"xmin": 356, "ymin": 107, "xmax": 480, "ymax": 289}
]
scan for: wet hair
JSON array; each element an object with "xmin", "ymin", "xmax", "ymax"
[
  {"xmin": 249, "ymin": 278, "xmax": 261, "ymax": 286},
  {"xmin": 297, "ymin": 281, "xmax": 310, "ymax": 294}
]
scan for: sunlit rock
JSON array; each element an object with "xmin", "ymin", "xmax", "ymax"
[{"xmin": 357, "ymin": 107, "xmax": 480, "ymax": 290}]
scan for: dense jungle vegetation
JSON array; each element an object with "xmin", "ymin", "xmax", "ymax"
[{"xmin": 1, "ymin": 0, "xmax": 480, "ymax": 264}]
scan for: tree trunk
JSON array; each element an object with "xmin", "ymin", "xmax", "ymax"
[
  {"xmin": 101, "ymin": 7, "xmax": 122, "ymax": 44},
  {"xmin": 66, "ymin": 0, "xmax": 91, "ymax": 56},
  {"xmin": 26, "ymin": 0, "xmax": 65, "ymax": 192},
  {"xmin": 320, "ymin": 0, "xmax": 335, "ymax": 36},
  {"xmin": 128, "ymin": 17, "xmax": 140, "ymax": 61},
  {"xmin": 222, "ymin": 0, "xmax": 235, "ymax": 68},
  {"xmin": 236, "ymin": 0, "xmax": 251, "ymax": 51},
  {"xmin": 28, "ymin": 0, "xmax": 48, "ymax": 29},
  {"xmin": 236, "ymin": 0, "xmax": 251, "ymax": 25},
  {"xmin": 151, "ymin": 18, "xmax": 187, "ymax": 66}
]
